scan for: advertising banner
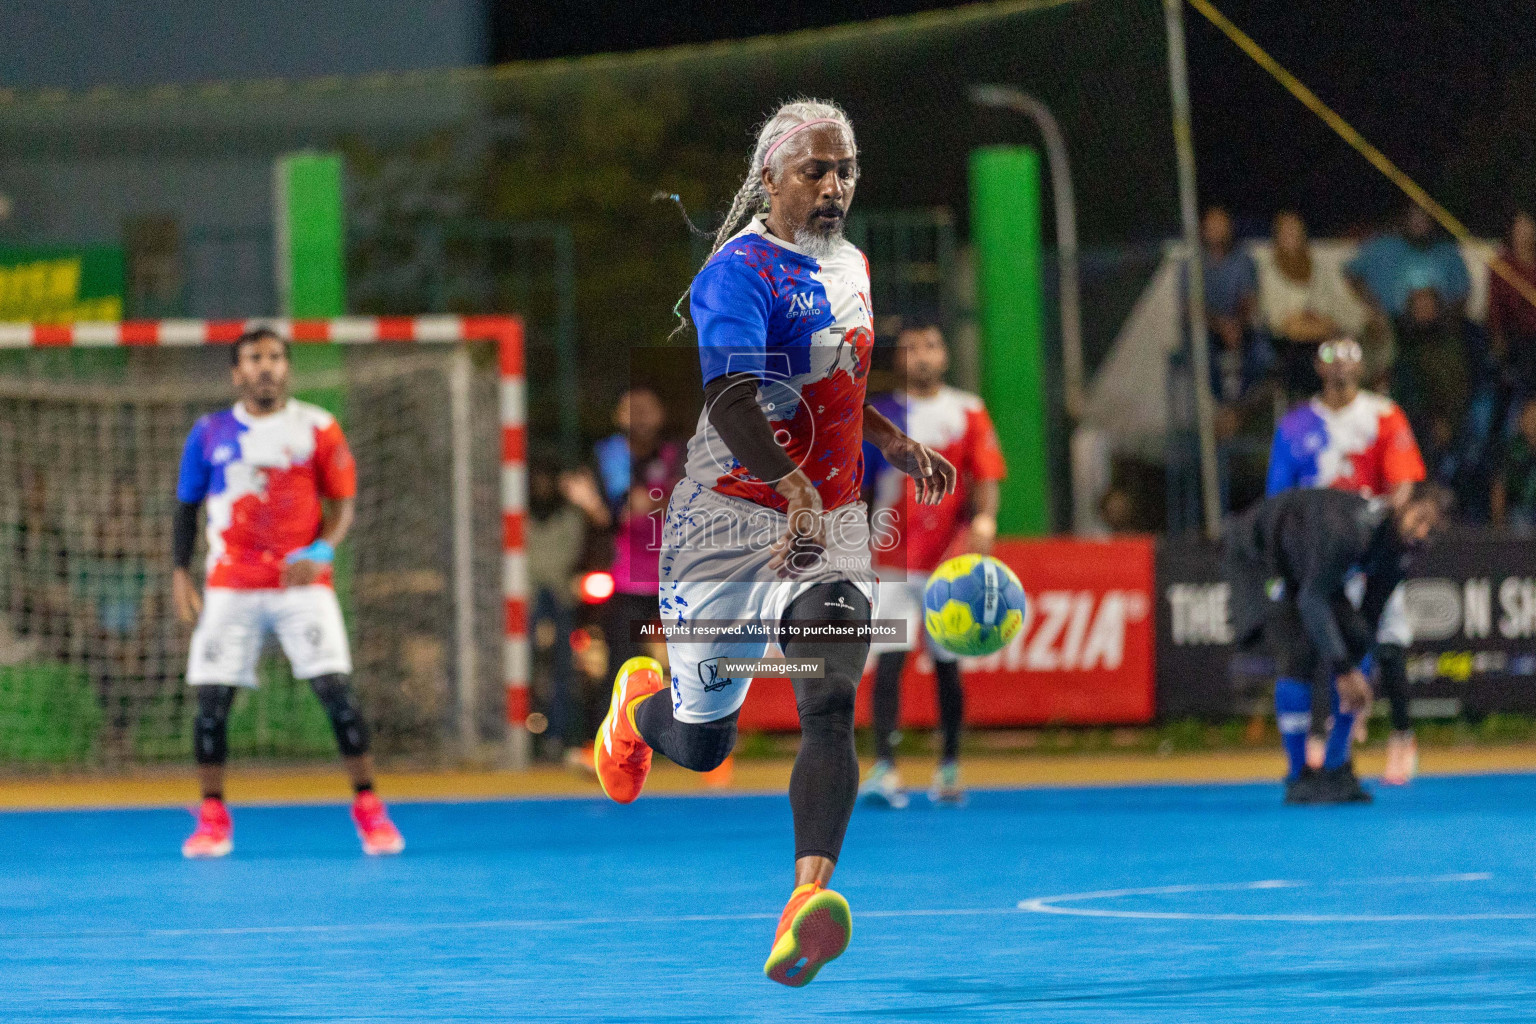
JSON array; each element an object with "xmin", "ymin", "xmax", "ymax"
[
  {"xmin": 0, "ymin": 245, "xmax": 124, "ymax": 323},
  {"xmin": 737, "ymin": 537, "xmax": 1157, "ymax": 730},
  {"xmin": 1155, "ymin": 531, "xmax": 1536, "ymax": 719}
]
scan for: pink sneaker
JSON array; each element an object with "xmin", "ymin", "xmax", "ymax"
[
  {"xmin": 351, "ymin": 791, "xmax": 405, "ymax": 856},
  {"xmin": 182, "ymin": 797, "xmax": 233, "ymax": 859}
]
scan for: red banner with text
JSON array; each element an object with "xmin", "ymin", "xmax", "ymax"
[{"xmin": 736, "ymin": 537, "xmax": 1157, "ymax": 730}]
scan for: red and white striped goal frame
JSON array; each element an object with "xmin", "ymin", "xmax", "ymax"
[{"xmin": 0, "ymin": 315, "xmax": 531, "ymax": 742}]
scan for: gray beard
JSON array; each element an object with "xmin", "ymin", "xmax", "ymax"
[{"xmin": 793, "ymin": 223, "xmax": 843, "ymax": 260}]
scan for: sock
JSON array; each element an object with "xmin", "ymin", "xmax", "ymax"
[
  {"xmin": 871, "ymin": 652, "xmax": 906, "ymax": 761},
  {"xmin": 1274, "ymin": 678, "xmax": 1312, "ymax": 780},
  {"xmin": 1323, "ymin": 677, "xmax": 1356, "ymax": 770},
  {"xmin": 934, "ymin": 659, "xmax": 964, "ymax": 762}
]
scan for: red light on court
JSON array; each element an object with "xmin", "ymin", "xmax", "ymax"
[
  {"xmin": 569, "ymin": 628, "xmax": 592, "ymax": 653},
  {"xmin": 579, "ymin": 571, "xmax": 615, "ymax": 604}
]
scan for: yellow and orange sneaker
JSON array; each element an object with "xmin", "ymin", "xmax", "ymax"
[
  {"xmin": 763, "ymin": 882, "xmax": 852, "ymax": 988},
  {"xmin": 594, "ymin": 656, "xmax": 666, "ymax": 804}
]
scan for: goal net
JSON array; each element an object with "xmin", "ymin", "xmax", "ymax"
[{"xmin": 0, "ymin": 317, "xmax": 528, "ymax": 770}]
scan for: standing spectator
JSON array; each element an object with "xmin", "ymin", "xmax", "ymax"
[
  {"xmin": 526, "ymin": 456, "xmax": 608, "ymax": 759},
  {"xmin": 1256, "ymin": 211, "xmax": 1360, "ymax": 401},
  {"xmin": 1492, "ymin": 397, "xmax": 1536, "ymax": 532},
  {"xmin": 1489, "ymin": 208, "xmax": 1536, "ymax": 395},
  {"xmin": 1346, "ymin": 205, "xmax": 1472, "ymax": 320},
  {"xmin": 593, "ymin": 388, "xmax": 683, "ymax": 689}
]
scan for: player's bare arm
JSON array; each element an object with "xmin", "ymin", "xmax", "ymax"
[
  {"xmin": 863, "ymin": 403, "xmax": 956, "ymax": 505},
  {"xmin": 961, "ymin": 479, "xmax": 1000, "ymax": 556},
  {"xmin": 282, "ymin": 496, "xmax": 355, "ymax": 587}
]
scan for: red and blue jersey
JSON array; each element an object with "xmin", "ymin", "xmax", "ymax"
[
  {"xmin": 1266, "ymin": 391, "xmax": 1425, "ymax": 500},
  {"xmin": 684, "ymin": 216, "xmax": 874, "ymax": 512},
  {"xmin": 176, "ymin": 400, "xmax": 356, "ymax": 589}
]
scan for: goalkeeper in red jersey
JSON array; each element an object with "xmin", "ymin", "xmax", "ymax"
[{"xmin": 171, "ymin": 328, "xmax": 404, "ymax": 858}]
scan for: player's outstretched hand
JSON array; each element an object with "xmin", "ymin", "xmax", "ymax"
[
  {"xmin": 886, "ymin": 437, "xmax": 958, "ymax": 506},
  {"xmin": 770, "ymin": 470, "xmax": 826, "ymax": 579},
  {"xmin": 1336, "ymin": 668, "xmax": 1373, "ymax": 716},
  {"xmin": 172, "ymin": 567, "xmax": 203, "ymax": 624}
]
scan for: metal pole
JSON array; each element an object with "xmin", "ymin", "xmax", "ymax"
[
  {"xmin": 448, "ymin": 346, "xmax": 479, "ymax": 759},
  {"xmin": 969, "ymin": 85, "xmax": 1085, "ymax": 421},
  {"xmin": 1163, "ymin": 0, "xmax": 1222, "ymax": 539}
]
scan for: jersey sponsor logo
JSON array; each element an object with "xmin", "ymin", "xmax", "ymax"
[
  {"xmin": 786, "ymin": 292, "xmax": 820, "ymax": 317},
  {"xmin": 211, "ymin": 443, "xmax": 237, "ymax": 465}
]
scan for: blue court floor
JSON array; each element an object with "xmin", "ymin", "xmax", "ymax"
[{"xmin": 4, "ymin": 773, "xmax": 1536, "ymax": 1023}]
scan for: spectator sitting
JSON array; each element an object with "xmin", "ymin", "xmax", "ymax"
[
  {"xmin": 1393, "ymin": 277, "xmax": 1481, "ymax": 476},
  {"xmin": 1256, "ymin": 211, "xmax": 1359, "ymax": 401},
  {"xmin": 1489, "ymin": 208, "xmax": 1536, "ymax": 396},
  {"xmin": 1347, "ymin": 205, "xmax": 1472, "ymax": 321},
  {"xmin": 1492, "ymin": 396, "xmax": 1536, "ymax": 532},
  {"xmin": 1190, "ymin": 206, "xmax": 1272, "ymax": 431}
]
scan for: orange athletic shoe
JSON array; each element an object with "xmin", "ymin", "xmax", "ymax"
[
  {"xmin": 763, "ymin": 882, "xmax": 852, "ymax": 988},
  {"xmin": 351, "ymin": 791, "xmax": 405, "ymax": 856},
  {"xmin": 181, "ymin": 797, "xmax": 233, "ymax": 859},
  {"xmin": 595, "ymin": 656, "xmax": 666, "ymax": 804}
]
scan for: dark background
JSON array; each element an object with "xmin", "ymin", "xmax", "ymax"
[{"xmin": 494, "ymin": 0, "xmax": 1536, "ymax": 238}]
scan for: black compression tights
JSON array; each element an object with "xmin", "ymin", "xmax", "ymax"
[{"xmin": 872, "ymin": 651, "xmax": 964, "ymax": 762}]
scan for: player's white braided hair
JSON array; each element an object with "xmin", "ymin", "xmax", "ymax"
[{"xmin": 668, "ymin": 99, "xmax": 857, "ymax": 337}]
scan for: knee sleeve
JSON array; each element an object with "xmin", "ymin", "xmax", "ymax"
[
  {"xmin": 666, "ymin": 712, "xmax": 739, "ymax": 773},
  {"xmin": 193, "ymin": 685, "xmax": 235, "ymax": 765},
  {"xmin": 309, "ymin": 674, "xmax": 371, "ymax": 758}
]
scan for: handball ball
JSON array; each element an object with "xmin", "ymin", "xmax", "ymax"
[{"xmin": 923, "ymin": 554, "xmax": 1027, "ymax": 657}]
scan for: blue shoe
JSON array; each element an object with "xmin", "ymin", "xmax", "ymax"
[{"xmin": 928, "ymin": 761, "xmax": 966, "ymax": 806}]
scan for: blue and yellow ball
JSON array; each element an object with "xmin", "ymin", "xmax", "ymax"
[{"xmin": 922, "ymin": 554, "xmax": 1027, "ymax": 657}]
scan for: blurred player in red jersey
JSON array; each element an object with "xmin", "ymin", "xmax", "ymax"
[
  {"xmin": 859, "ymin": 320, "xmax": 1006, "ymax": 807},
  {"xmin": 171, "ymin": 328, "xmax": 403, "ymax": 858}
]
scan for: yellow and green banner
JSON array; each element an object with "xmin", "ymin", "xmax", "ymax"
[{"xmin": 0, "ymin": 245, "xmax": 125, "ymax": 322}]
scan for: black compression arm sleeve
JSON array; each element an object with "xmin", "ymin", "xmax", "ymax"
[
  {"xmin": 173, "ymin": 501, "xmax": 199, "ymax": 570},
  {"xmin": 703, "ymin": 372, "xmax": 799, "ymax": 484}
]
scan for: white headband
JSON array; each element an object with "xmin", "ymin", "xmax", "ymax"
[{"xmin": 762, "ymin": 118, "xmax": 844, "ymax": 168}]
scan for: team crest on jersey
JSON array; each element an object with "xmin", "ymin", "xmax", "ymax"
[
  {"xmin": 698, "ymin": 657, "xmax": 734, "ymax": 692},
  {"xmin": 211, "ymin": 443, "xmax": 236, "ymax": 465}
]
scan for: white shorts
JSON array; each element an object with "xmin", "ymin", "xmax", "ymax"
[
  {"xmin": 187, "ymin": 586, "xmax": 353, "ymax": 687},
  {"xmin": 870, "ymin": 574, "xmax": 958, "ymax": 664},
  {"xmin": 658, "ymin": 482, "xmax": 876, "ymax": 724}
]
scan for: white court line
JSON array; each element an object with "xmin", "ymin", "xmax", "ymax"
[
  {"xmin": 3, "ymin": 906, "xmax": 1025, "ymax": 942},
  {"xmin": 1017, "ymin": 873, "xmax": 1533, "ymax": 922}
]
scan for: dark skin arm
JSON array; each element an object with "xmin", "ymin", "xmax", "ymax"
[
  {"xmin": 770, "ymin": 406, "xmax": 958, "ymax": 578},
  {"xmin": 281, "ymin": 496, "xmax": 355, "ymax": 586}
]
